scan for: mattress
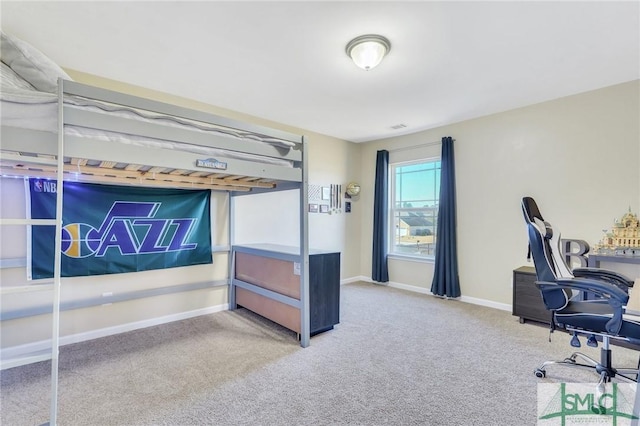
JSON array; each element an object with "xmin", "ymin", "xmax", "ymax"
[{"xmin": 0, "ymin": 62, "xmax": 295, "ymax": 168}]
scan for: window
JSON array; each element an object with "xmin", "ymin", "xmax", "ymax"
[{"xmin": 390, "ymin": 158, "xmax": 441, "ymax": 258}]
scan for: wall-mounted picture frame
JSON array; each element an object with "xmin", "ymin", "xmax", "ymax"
[
  {"xmin": 308, "ymin": 203, "xmax": 319, "ymax": 213},
  {"xmin": 322, "ymin": 187, "xmax": 330, "ymax": 200},
  {"xmin": 320, "ymin": 204, "xmax": 329, "ymax": 213}
]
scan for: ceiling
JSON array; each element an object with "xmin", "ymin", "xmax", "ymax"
[{"xmin": 2, "ymin": 1, "xmax": 639, "ymax": 143}]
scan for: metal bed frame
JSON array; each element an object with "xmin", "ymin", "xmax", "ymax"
[{"xmin": 0, "ymin": 78, "xmax": 310, "ymax": 425}]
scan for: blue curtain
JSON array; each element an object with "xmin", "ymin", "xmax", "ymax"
[
  {"xmin": 431, "ymin": 137, "xmax": 460, "ymax": 297},
  {"xmin": 372, "ymin": 150, "xmax": 389, "ymax": 283}
]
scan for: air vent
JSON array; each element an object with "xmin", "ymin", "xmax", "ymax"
[{"xmin": 390, "ymin": 124, "xmax": 407, "ymax": 130}]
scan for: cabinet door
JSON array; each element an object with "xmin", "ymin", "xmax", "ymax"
[
  {"xmin": 513, "ymin": 269, "xmax": 549, "ymax": 324},
  {"xmin": 310, "ymin": 253, "xmax": 340, "ymax": 334}
]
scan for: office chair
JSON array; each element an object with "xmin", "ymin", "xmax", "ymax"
[{"xmin": 521, "ymin": 196, "xmax": 639, "ymax": 386}]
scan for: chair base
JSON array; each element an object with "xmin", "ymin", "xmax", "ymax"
[{"xmin": 534, "ymin": 332, "xmax": 639, "ymax": 386}]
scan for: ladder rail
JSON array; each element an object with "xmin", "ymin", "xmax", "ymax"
[{"xmin": 47, "ymin": 77, "xmax": 66, "ymax": 426}]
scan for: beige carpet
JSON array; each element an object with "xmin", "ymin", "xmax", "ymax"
[{"xmin": 2, "ymin": 281, "xmax": 639, "ymax": 425}]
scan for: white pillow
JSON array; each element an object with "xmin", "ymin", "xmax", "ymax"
[
  {"xmin": 0, "ymin": 31, "xmax": 71, "ymax": 93},
  {"xmin": 1, "ymin": 61, "xmax": 36, "ymax": 91}
]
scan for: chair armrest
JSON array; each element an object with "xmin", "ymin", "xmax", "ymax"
[
  {"xmin": 536, "ymin": 277, "xmax": 629, "ymax": 335},
  {"xmin": 572, "ymin": 267, "xmax": 634, "ymax": 290},
  {"xmin": 554, "ymin": 277, "xmax": 629, "ymax": 304}
]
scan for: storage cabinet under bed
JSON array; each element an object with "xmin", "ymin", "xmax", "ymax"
[{"xmin": 231, "ymin": 244, "xmax": 340, "ymax": 336}]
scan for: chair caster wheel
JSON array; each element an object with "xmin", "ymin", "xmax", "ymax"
[{"xmin": 534, "ymin": 368, "xmax": 546, "ymax": 378}]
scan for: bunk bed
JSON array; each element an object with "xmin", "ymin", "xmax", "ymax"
[{"xmin": 0, "ymin": 32, "xmax": 310, "ymax": 425}]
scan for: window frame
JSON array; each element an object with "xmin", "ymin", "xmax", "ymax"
[{"xmin": 388, "ymin": 156, "xmax": 441, "ymax": 262}]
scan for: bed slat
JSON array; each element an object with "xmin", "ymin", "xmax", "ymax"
[{"xmin": 0, "ymin": 162, "xmax": 271, "ymax": 192}]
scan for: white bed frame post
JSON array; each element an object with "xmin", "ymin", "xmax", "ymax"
[
  {"xmin": 228, "ymin": 192, "xmax": 236, "ymax": 310},
  {"xmin": 47, "ymin": 79, "xmax": 66, "ymax": 426},
  {"xmin": 299, "ymin": 136, "xmax": 310, "ymax": 348}
]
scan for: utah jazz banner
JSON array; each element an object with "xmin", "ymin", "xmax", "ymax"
[{"xmin": 27, "ymin": 179, "xmax": 212, "ymax": 279}]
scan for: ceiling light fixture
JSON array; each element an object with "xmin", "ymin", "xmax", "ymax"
[{"xmin": 345, "ymin": 34, "xmax": 391, "ymax": 71}]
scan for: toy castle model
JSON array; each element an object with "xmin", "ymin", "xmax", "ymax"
[{"xmin": 595, "ymin": 208, "xmax": 640, "ymax": 254}]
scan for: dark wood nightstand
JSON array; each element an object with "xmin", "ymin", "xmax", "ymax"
[{"xmin": 512, "ymin": 266, "xmax": 550, "ymax": 324}]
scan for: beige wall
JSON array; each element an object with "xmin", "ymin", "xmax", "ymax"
[
  {"xmin": 359, "ymin": 80, "xmax": 640, "ymax": 305},
  {"xmin": 233, "ymin": 133, "xmax": 362, "ymax": 279}
]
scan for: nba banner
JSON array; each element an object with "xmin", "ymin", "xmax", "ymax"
[{"xmin": 27, "ymin": 178, "xmax": 212, "ymax": 280}]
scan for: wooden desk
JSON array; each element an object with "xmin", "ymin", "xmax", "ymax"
[{"xmin": 587, "ymin": 254, "xmax": 640, "ymax": 268}]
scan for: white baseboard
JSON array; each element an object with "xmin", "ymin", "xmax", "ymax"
[
  {"xmin": 357, "ymin": 276, "xmax": 512, "ymax": 312},
  {"xmin": 340, "ymin": 275, "xmax": 368, "ymax": 285},
  {"xmin": 387, "ymin": 281, "xmax": 431, "ymax": 295},
  {"xmin": 459, "ymin": 295, "xmax": 511, "ymax": 312},
  {"xmin": 1, "ymin": 303, "xmax": 228, "ymax": 362},
  {"xmin": 2, "ymin": 279, "xmax": 513, "ymax": 363}
]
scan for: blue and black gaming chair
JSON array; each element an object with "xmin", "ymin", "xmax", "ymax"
[{"xmin": 521, "ymin": 196, "xmax": 639, "ymax": 385}]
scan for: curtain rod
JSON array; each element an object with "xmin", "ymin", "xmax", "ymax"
[{"xmin": 388, "ymin": 140, "xmax": 441, "ymax": 153}]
